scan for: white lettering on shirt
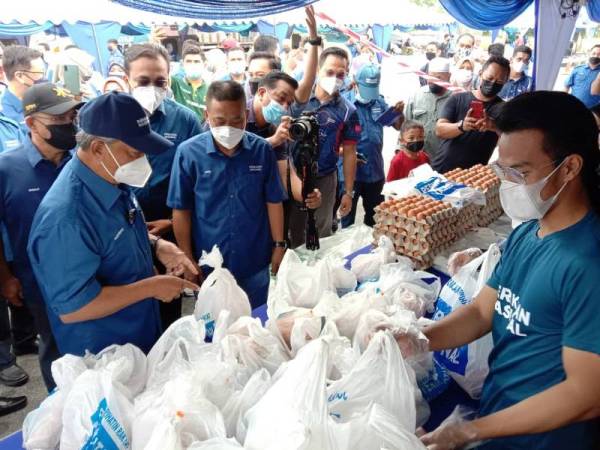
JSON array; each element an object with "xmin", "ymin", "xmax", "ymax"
[
  {"xmin": 495, "ymin": 285, "xmax": 530, "ymax": 337},
  {"xmin": 28, "ymin": 187, "xmax": 40, "ymax": 192},
  {"xmin": 249, "ymin": 165, "xmax": 262, "ymax": 172},
  {"xmin": 113, "ymin": 228, "xmax": 124, "ymax": 241},
  {"xmin": 163, "ymin": 132, "xmax": 178, "ymax": 141}
]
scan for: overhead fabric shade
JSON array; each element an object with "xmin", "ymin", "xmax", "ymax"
[
  {"xmin": 0, "ymin": 21, "xmax": 55, "ymax": 36},
  {"xmin": 439, "ymin": 0, "xmax": 533, "ymax": 30},
  {"xmin": 587, "ymin": 0, "xmax": 600, "ymax": 22},
  {"xmin": 112, "ymin": 0, "xmax": 319, "ymax": 20}
]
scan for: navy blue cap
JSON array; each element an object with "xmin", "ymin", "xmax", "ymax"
[{"xmin": 77, "ymin": 91, "xmax": 172, "ymax": 155}]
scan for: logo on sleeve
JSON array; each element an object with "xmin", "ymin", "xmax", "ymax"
[{"xmin": 495, "ymin": 285, "xmax": 531, "ymax": 337}]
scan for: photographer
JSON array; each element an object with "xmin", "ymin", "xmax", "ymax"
[{"xmin": 288, "ymin": 47, "xmax": 361, "ymax": 248}]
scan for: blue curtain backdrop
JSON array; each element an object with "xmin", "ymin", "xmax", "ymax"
[
  {"xmin": 61, "ymin": 21, "xmax": 123, "ymax": 75},
  {"xmin": 439, "ymin": 0, "xmax": 533, "ymax": 30},
  {"xmin": 0, "ymin": 21, "xmax": 54, "ymax": 36},
  {"xmin": 587, "ymin": 0, "xmax": 600, "ymax": 22},
  {"xmin": 371, "ymin": 24, "xmax": 393, "ymax": 61},
  {"xmin": 113, "ymin": 0, "xmax": 318, "ymax": 20}
]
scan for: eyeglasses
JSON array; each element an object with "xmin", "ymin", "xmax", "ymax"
[{"xmin": 490, "ymin": 159, "xmax": 562, "ymax": 185}]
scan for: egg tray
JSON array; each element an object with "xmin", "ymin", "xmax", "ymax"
[
  {"xmin": 371, "ymin": 235, "xmax": 440, "ymax": 270},
  {"xmin": 373, "ymin": 214, "xmax": 459, "ymax": 237},
  {"xmin": 444, "ymin": 164, "xmax": 501, "ymax": 193},
  {"xmin": 373, "ymin": 225, "xmax": 457, "ymax": 249}
]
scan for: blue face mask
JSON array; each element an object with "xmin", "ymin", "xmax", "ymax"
[{"xmin": 262, "ymin": 99, "xmax": 288, "ymax": 126}]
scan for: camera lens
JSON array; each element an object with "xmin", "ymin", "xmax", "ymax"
[{"xmin": 290, "ymin": 120, "xmax": 309, "ymax": 141}]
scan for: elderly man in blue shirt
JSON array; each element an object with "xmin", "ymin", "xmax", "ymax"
[
  {"xmin": 288, "ymin": 47, "xmax": 361, "ymax": 248},
  {"xmin": 123, "ymin": 43, "xmax": 201, "ymax": 329},
  {"xmin": 564, "ymin": 44, "xmax": 600, "ymax": 108},
  {"xmin": 169, "ymin": 81, "xmax": 287, "ymax": 309},
  {"xmin": 28, "ymin": 92, "xmax": 199, "ymax": 357},
  {"xmin": 499, "ymin": 45, "xmax": 533, "ymax": 101},
  {"xmin": 0, "ymin": 46, "xmax": 45, "ymax": 133},
  {"xmin": 0, "ymin": 83, "xmax": 81, "ymax": 391},
  {"xmin": 341, "ymin": 63, "xmax": 403, "ymax": 227}
]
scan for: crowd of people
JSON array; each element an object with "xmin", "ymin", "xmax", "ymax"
[{"xmin": 0, "ymin": 6, "xmax": 599, "ymax": 449}]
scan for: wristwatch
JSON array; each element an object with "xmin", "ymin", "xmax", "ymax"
[
  {"xmin": 273, "ymin": 240, "xmax": 288, "ymax": 249},
  {"xmin": 458, "ymin": 120, "xmax": 465, "ymax": 133},
  {"xmin": 308, "ymin": 36, "xmax": 322, "ymax": 46},
  {"xmin": 343, "ymin": 190, "xmax": 355, "ymax": 199}
]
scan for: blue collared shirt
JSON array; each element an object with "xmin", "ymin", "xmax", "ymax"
[
  {"xmin": 290, "ymin": 93, "xmax": 361, "ymax": 176},
  {"xmin": 28, "ymin": 154, "xmax": 161, "ymax": 356},
  {"xmin": 167, "ymin": 131, "xmax": 287, "ymax": 279},
  {"xmin": 565, "ymin": 64, "xmax": 600, "ymax": 108},
  {"xmin": 0, "ymin": 115, "xmax": 25, "ymax": 154},
  {"xmin": 132, "ymin": 98, "xmax": 201, "ymax": 221},
  {"xmin": 342, "ymin": 91, "xmax": 387, "ymax": 183},
  {"xmin": 0, "ymin": 90, "xmax": 27, "ymax": 134},
  {"xmin": 0, "ymin": 137, "xmax": 71, "ymax": 302},
  {"xmin": 499, "ymin": 74, "xmax": 533, "ymax": 101}
]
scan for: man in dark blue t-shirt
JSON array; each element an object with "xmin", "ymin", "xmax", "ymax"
[{"xmin": 419, "ymin": 92, "xmax": 600, "ymax": 450}]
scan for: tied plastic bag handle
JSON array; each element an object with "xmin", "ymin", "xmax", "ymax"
[{"xmin": 199, "ymin": 245, "xmax": 224, "ymax": 270}]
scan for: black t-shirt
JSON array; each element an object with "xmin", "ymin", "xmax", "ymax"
[
  {"xmin": 245, "ymin": 98, "xmax": 289, "ymax": 161},
  {"xmin": 431, "ymin": 92, "xmax": 504, "ymax": 173}
]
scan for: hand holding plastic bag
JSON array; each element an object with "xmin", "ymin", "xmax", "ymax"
[
  {"xmin": 447, "ymin": 248, "xmax": 483, "ymax": 277},
  {"xmin": 194, "ymin": 245, "xmax": 251, "ymax": 340},
  {"xmin": 420, "ymin": 406, "xmax": 480, "ymax": 450}
]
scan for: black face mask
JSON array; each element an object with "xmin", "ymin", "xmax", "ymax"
[
  {"xmin": 425, "ymin": 52, "xmax": 436, "ymax": 61},
  {"xmin": 43, "ymin": 122, "xmax": 77, "ymax": 151},
  {"xmin": 590, "ymin": 57, "xmax": 600, "ymax": 66},
  {"xmin": 405, "ymin": 140, "xmax": 424, "ymax": 152},
  {"xmin": 429, "ymin": 83, "xmax": 446, "ymax": 95},
  {"xmin": 480, "ymin": 79, "xmax": 503, "ymax": 97},
  {"xmin": 248, "ymin": 77, "xmax": 262, "ymax": 96}
]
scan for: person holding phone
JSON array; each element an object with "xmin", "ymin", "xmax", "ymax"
[{"xmin": 433, "ymin": 55, "xmax": 510, "ymax": 173}]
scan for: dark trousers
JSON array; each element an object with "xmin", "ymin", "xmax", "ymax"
[
  {"xmin": 341, "ymin": 179, "xmax": 385, "ymax": 228},
  {"xmin": 0, "ymin": 298, "xmax": 37, "ymax": 369}
]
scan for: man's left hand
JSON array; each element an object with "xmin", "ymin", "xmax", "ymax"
[
  {"xmin": 393, "ymin": 100, "xmax": 405, "ymax": 113},
  {"xmin": 147, "ymin": 219, "xmax": 173, "ymax": 236},
  {"xmin": 305, "ymin": 5, "xmax": 318, "ymax": 39},
  {"xmin": 271, "ymin": 247, "xmax": 286, "ymax": 275},
  {"xmin": 338, "ymin": 193, "xmax": 353, "ymax": 217},
  {"xmin": 305, "ymin": 188, "xmax": 322, "ymax": 209},
  {"xmin": 420, "ymin": 415, "xmax": 479, "ymax": 449},
  {"xmin": 156, "ymin": 239, "xmax": 199, "ymax": 281}
]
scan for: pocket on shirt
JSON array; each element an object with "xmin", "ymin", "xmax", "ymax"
[{"xmin": 237, "ymin": 172, "xmax": 265, "ymax": 219}]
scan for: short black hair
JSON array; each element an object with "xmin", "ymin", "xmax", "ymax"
[
  {"xmin": 206, "ymin": 80, "xmax": 246, "ymax": 106},
  {"xmin": 124, "ymin": 43, "xmax": 170, "ymax": 74},
  {"xmin": 37, "ymin": 43, "xmax": 50, "ymax": 52},
  {"xmin": 427, "ymin": 41, "xmax": 441, "ymax": 50},
  {"xmin": 318, "ymin": 47, "xmax": 349, "ymax": 68},
  {"xmin": 497, "ymin": 91, "xmax": 600, "ymax": 213},
  {"xmin": 457, "ymin": 33, "xmax": 475, "ymax": 45},
  {"xmin": 513, "ymin": 45, "xmax": 532, "ymax": 58},
  {"xmin": 259, "ymin": 70, "xmax": 299, "ymax": 90},
  {"xmin": 2, "ymin": 45, "xmax": 43, "ymax": 80},
  {"xmin": 591, "ymin": 44, "xmax": 600, "ymax": 51},
  {"xmin": 248, "ymin": 51, "xmax": 281, "ymax": 70},
  {"xmin": 107, "ymin": 39, "xmax": 118, "ymax": 45},
  {"xmin": 488, "ymin": 43, "xmax": 505, "ymax": 57},
  {"xmin": 182, "ymin": 43, "xmax": 204, "ymax": 61},
  {"xmin": 253, "ymin": 35, "xmax": 279, "ymax": 55},
  {"xmin": 401, "ymin": 119, "xmax": 424, "ymax": 135},
  {"xmin": 482, "ymin": 55, "xmax": 511, "ymax": 78}
]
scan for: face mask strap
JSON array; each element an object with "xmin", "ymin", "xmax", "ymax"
[{"xmin": 99, "ymin": 142, "xmax": 122, "ymax": 182}]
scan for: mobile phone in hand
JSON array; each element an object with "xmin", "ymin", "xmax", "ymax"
[{"xmin": 470, "ymin": 100, "xmax": 484, "ymax": 120}]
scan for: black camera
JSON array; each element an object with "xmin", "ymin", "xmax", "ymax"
[{"xmin": 290, "ymin": 111, "xmax": 320, "ymax": 250}]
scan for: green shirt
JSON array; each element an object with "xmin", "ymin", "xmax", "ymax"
[{"xmin": 170, "ymin": 75, "xmax": 207, "ymax": 121}]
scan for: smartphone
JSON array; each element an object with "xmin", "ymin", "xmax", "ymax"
[
  {"xmin": 470, "ymin": 100, "xmax": 484, "ymax": 120},
  {"xmin": 63, "ymin": 65, "xmax": 81, "ymax": 95}
]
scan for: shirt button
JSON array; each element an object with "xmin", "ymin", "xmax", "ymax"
[{"xmin": 230, "ymin": 194, "xmax": 234, "ymax": 199}]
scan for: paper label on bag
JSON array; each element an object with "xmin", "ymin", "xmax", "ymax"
[{"xmin": 82, "ymin": 398, "xmax": 130, "ymax": 450}]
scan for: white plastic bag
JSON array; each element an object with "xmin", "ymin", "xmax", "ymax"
[
  {"xmin": 244, "ymin": 339, "xmax": 335, "ymax": 450},
  {"xmin": 60, "ymin": 370, "xmax": 134, "ymax": 450},
  {"xmin": 433, "ymin": 243, "xmax": 501, "ymax": 398},
  {"xmin": 188, "ymin": 438, "xmax": 244, "ymax": 449},
  {"xmin": 350, "ymin": 236, "xmax": 396, "ymax": 283},
  {"xmin": 194, "ymin": 245, "xmax": 251, "ymax": 340}
]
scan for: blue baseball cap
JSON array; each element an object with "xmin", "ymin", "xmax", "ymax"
[
  {"xmin": 77, "ymin": 91, "xmax": 172, "ymax": 155},
  {"xmin": 355, "ymin": 63, "xmax": 381, "ymax": 101}
]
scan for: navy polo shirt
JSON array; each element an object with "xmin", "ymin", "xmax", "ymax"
[
  {"xmin": 167, "ymin": 131, "xmax": 287, "ymax": 279},
  {"xmin": 564, "ymin": 64, "xmax": 600, "ymax": 108},
  {"xmin": 28, "ymin": 154, "xmax": 161, "ymax": 356},
  {"xmin": 0, "ymin": 115, "xmax": 25, "ymax": 153},
  {"xmin": 132, "ymin": 98, "xmax": 201, "ymax": 221},
  {"xmin": 499, "ymin": 75, "xmax": 533, "ymax": 101},
  {"xmin": 0, "ymin": 90, "xmax": 27, "ymax": 134},
  {"xmin": 0, "ymin": 137, "xmax": 71, "ymax": 304},
  {"xmin": 343, "ymin": 90, "xmax": 387, "ymax": 183},
  {"xmin": 290, "ymin": 93, "xmax": 361, "ymax": 176}
]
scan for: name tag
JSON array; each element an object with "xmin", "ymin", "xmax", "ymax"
[
  {"xmin": 163, "ymin": 132, "xmax": 178, "ymax": 141},
  {"xmin": 249, "ymin": 165, "xmax": 263, "ymax": 172},
  {"xmin": 3, "ymin": 139, "xmax": 19, "ymax": 150},
  {"xmin": 28, "ymin": 187, "xmax": 40, "ymax": 192}
]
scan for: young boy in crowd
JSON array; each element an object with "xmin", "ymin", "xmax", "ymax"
[{"xmin": 387, "ymin": 120, "xmax": 430, "ymax": 181}]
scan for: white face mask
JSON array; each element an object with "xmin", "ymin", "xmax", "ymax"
[
  {"xmin": 210, "ymin": 125, "xmax": 244, "ymax": 150},
  {"xmin": 319, "ymin": 76, "xmax": 344, "ymax": 95},
  {"xmin": 499, "ymin": 161, "xmax": 567, "ymax": 223},
  {"xmin": 132, "ymin": 86, "xmax": 167, "ymax": 115},
  {"xmin": 229, "ymin": 61, "xmax": 246, "ymax": 76},
  {"xmin": 511, "ymin": 61, "xmax": 528, "ymax": 74},
  {"xmin": 101, "ymin": 144, "xmax": 153, "ymax": 188},
  {"xmin": 454, "ymin": 68, "xmax": 473, "ymax": 86}
]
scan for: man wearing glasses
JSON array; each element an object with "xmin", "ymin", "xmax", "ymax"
[
  {"xmin": 122, "ymin": 44, "xmax": 201, "ymax": 329},
  {"xmin": 0, "ymin": 83, "xmax": 81, "ymax": 392},
  {"xmin": 0, "ymin": 45, "xmax": 45, "ymax": 133}
]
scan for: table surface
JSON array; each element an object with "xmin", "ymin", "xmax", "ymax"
[{"xmin": 1, "ymin": 242, "xmax": 478, "ymax": 449}]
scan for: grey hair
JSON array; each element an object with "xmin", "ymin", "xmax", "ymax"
[{"xmin": 76, "ymin": 130, "xmax": 117, "ymax": 150}]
